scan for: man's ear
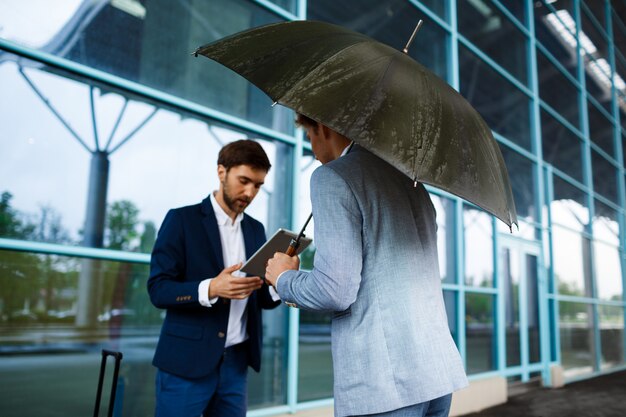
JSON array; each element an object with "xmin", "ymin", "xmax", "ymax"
[
  {"xmin": 217, "ymin": 164, "xmax": 226, "ymax": 182},
  {"xmin": 320, "ymin": 124, "xmax": 332, "ymax": 141}
]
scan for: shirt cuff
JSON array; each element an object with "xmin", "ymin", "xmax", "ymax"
[
  {"xmin": 274, "ymin": 270, "xmax": 290, "ymax": 292},
  {"xmin": 268, "ymin": 284, "xmax": 281, "ymax": 301},
  {"xmin": 198, "ymin": 278, "xmax": 219, "ymax": 307}
]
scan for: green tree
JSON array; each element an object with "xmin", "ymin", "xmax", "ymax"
[
  {"xmin": 0, "ymin": 191, "xmax": 35, "ymax": 239},
  {"xmin": 34, "ymin": 205, "xmax": 71, "ymax": 244},
  {"xmin": 105, "ymin": 200, "xmax": 140, "ymax": 250},
  {"xmin": 139, "ymin": 221, "xmax": 157, "ymax": 253}
]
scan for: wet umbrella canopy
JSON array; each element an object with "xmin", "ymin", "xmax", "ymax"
[{"xmin": 195, "ymin": 20, "xmax": 517, "ymax": 228}]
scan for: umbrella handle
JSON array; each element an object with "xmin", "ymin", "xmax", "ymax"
[{"xmin": 285, "ymin": 238, "xmax": 299, "ymax": 256}]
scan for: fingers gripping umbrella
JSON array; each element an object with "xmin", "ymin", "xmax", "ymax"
[{"xmin": 195, "ymin": 20, "xmax": 517, "ymax": 229}]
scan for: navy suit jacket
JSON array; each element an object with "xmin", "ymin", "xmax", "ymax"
[{"xmin": 148, "ymin": 196, "xmax": 280, "ymax": 379}]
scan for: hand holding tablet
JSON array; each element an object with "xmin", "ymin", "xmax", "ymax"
[{"xmin": 240, "ymin": 228, "xmax": 312, "ymax": 277}]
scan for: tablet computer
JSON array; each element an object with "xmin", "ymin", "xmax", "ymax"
[{"xmin": 240, "ymin": 228, "xmax": 313, "ymax": 277}]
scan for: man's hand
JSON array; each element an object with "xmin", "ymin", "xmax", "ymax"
[
  {"xmin": 265, "ymin": 252, "xmax": 300, "ymax": 287},
  {"xmin": 209, "ymin": 263, "xmax": 263, "ymax": 299}
]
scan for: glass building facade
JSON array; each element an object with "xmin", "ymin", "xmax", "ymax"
[{"xmin": 1, "ymin": 0, "xmax": 625, "ymax": 415}]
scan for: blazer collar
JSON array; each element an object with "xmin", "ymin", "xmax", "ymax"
[{"xmin": 200, "ymin": 196, "xmax": 224, "ymax": 271}]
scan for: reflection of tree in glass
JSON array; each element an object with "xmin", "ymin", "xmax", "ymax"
[
  {"xmin": 0, "ymin": 191, "xmax": 35, "ymax": 239},
  {"xmin": 105, "ymin": 199, "xmax": 156, "ymax": 253},
  {"xmin": 106, "ymin": 200, "xmax": 140, "ymax": 250},
  {"xmin": 1, "ymin": 191, "xmax": 80, "ymax": 323},
  {"xmin": 1, "ymin": 191, "xmax": 72, "ymax": 244},
  {"xmin": 466, "ymin": 293, "xmax": 493, "ymax": 325},
  {"xmin": 557, "ymin": 279, "xmax": 584, "ymax": 297},
  {"xmin": 32, "ymin": 205, "xmax": 71, "ymax": 244}
]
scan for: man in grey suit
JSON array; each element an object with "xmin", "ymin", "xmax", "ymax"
[{"xmin": 265, "ymin": 114, "xmax": 468, "ymax": 417}]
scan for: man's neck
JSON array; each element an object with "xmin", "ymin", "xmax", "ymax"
[
  {"xmin": 213, "ymin": 190, "xmax": 238, "ymax": 223},
  {"xmin": 329, "ymin": 137, "xmax": 352, "ymax": 162}
]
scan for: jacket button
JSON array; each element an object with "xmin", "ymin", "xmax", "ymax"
[{"xmin": 218, "ymin": 331, "xmax": 225, "ymax": 338}]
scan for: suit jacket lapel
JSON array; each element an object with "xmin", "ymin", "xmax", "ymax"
[
  {"xmin": 241, "ymin": 215, "xmax": 257, "ymax": 261},
  {"xmin": 200, "ymin": 196, "xmax": 225, "ymax": 271}
]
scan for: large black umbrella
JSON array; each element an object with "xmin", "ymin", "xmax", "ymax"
[{"xmin": 194, "ymin": 20, "xmax": 517, "ymax": 228}]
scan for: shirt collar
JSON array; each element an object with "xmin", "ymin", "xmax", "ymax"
[
  {"xmin": 340, "ymin": 141, "xmax": 354, "ymax": 157},
  {"xmin": 210, "ymin": 192, "xmax": 243, "ymax": 227}
]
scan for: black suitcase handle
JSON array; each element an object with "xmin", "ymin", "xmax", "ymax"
[{"xmin": 93, "ymin": 349, "xmax": 123, "ymax": 417}]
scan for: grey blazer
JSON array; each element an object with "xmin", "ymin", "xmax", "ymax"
[{"xmin": 277, "ymin": 145, "xmax": 468, "ymax": 416}]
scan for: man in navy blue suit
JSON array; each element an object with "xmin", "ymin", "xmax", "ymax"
[{"xmin": 148, "ymin": 140, "xmax": 281, "ymax": 417}]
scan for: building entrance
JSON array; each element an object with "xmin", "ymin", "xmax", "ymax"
[{"xmin": 499, "ymin": 237, "xmax": 544, "ymax": 382}]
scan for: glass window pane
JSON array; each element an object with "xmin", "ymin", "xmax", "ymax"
[
  {"xmin": 298, "ymin": 311, "xmax": 332, "ymax": 402},
  {"xmin": 297, "ymin": 150, "xmax": 320, "ymax": 271},
  {"xmin": 588, "ymin": 101, "xmax": 616, "ymax": 156},
  {"xmin": 553, "ymin": 226, "xmax": 592, "ymax": 297},
  {"xmin": 0, "ymin": 251, "xmax": 157, "ymax": 415},
  {"xmin": 419, "ymin": 0, "xmax": 448, "ymax": 20},
  {"xmin": 599, "ymin": 305, "xmax": 624, "ymax": 369},
  {"xmin": 0, "ymin": 1, "xmax": 293, "ymax": 133},
  {"xmin": 613, "ymin": 7, "xmax": 626, "ymax": 61},
  {"xmin": 551, "ymin": 175, "xmax": 589, "ymax": 231},
  {"xmin": 431, "ymin": 194, "xmax": 456, "ymax": 284},
  {"xmin": 527, "ymin": 254, "xmax": 541, "ymax": 363},
  {"xmin": 466, "ymin": 293, "xmax": 496, "ymax": 374},
  {"xmin": 585, "ymin": 57, "xmax": 614, "ymax": 114},
  {"xmin": 616, "ymin": 53, "xmax": 626, "ymax": 133},
  {"xmin": 584, "ymin": 1, "xmax": 607, "ymax": 28},
  {"xmin": 591, "ymin": 150, "xmax": 618, "ymax": 203},
  {"xmin": 464, "ymin": 207, "xmax": 494, "ymax": 287},
  {"xmin": 499, "ymin": 144, "xmax": 536, "ymax": 223},
  {"xmin": 0, "ymin": 61, "xmax": 90, "ymax": 245},
  {"xmin": 501, "ymin": 247, "xmax": 521, "ymax": 367},
  {"xmin": 458, "ymin": 0, "xmax": 528, "ymax": 84},
  {"xmin": 537, "ymin": 51, "xmax": 580, "ymax": 128},
  {"xmin": 581, "ymin": 6, "xmax": 613, "ymax": 113},
  {"xmin": 497, "ymin": 0, "xmax": 527, "ymax": 24},
  {"xmin": 459, "ymin": 45, "xmax": 531, "ymax": 150},
  {"xmin": 444, "ymin": 290, "xmax": 458, "ymax": 344},
  {"xmin": 593, "ymin": 200, "xmax": 620, "ymax": 246},
  {"xmin": 549, "ymin": 299, "xmax": 558, "ymax": 361},
  {"xmin": 620, "ymin": 91, "xmax": 626, "ymax": 135},
  {"xmin": 559, "ymin": 302, "xmax": 595, "ymax": 376},
  {"xmin": 307, "ymin": 0, "xmax": 449, "ymax": 79},
  {"xmin": 268, "ymin": 0, "xmax": 298, "ymax": 14},
  {"xmin": 0, "ymin": 56, "xmax": 293, "ymax": 251},
  {"xmin": 541, "ymin": 109, "xmax": 584, "ymax": 182},
  {"xmin": 593, "ymin": 240, "xmax": 623, "ymax": 301},
  {"xmin": 250, "ymin": 308, "xmax": 289, "ymax": 408},
  {"xmin": 534, "ymin": 0, "xmax": 578, "ymax": 78}
]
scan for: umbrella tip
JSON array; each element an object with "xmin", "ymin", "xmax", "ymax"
[
  {"xmin": 403, "ymin": 20, "xmax": 424, "ymax": 54},
  {"xmin": 271, "ymin": 101, "xmax": 278, "ymax": 107}
]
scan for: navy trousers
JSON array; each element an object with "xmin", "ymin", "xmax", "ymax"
[{"xmin": 155, "ymin": 343, "xmax": 248, "ymax": 417}]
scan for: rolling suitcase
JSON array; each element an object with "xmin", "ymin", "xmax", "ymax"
[{"xmin": 93, "ymin": 349, "xmax": 123, "ymax": 417}]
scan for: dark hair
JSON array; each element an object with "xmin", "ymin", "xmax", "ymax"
[
  {"xmin": 218, "ymin": 140, "xmax": 271, "ymax": 172},
  {"xmin": 295, "ymin": 113, "xmax": 319, "ymax": 131}
]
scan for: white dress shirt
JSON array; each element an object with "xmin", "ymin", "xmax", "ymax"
[{"xmin": 198, "ymin": 192, "xmax": 279, "ymax": 347}]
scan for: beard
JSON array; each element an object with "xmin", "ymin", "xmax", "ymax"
[{"xmin": 222, "ymin": 181, "xmax": 251, "ymax": 214}]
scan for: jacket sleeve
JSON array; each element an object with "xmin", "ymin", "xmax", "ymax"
[
  {"xmin": 277, "ymin": 166, "xmax": 363, "ymax": 312},
  {"xmin": 257, "ymin": 283, "xmax": 282, "ymax": 309},
  {"xmin": 147, "ymin": 209, "xmax": 205, "ymax": 309}
]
